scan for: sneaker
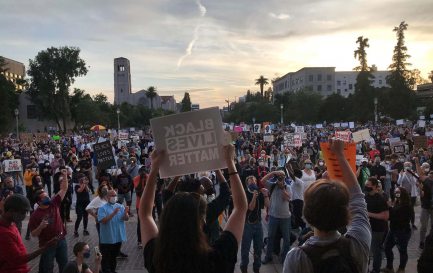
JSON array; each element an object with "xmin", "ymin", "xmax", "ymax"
[
  {"xmin": 74, "ymin": 231, "xmax": 79, "ymax": 238},
  {"xmin": 83, "ymin": 230, "xmax": 90, "ymax": 236},
  {"xmin": 261, "ymin": 257, "xmax": 272, "ymax": 264}
]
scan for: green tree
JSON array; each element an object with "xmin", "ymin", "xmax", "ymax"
[
  {"xmin": 0, "ymin": 56, "xmax": 19, "ymax": 134},
  {"xmin": 354, "ymin": 36, "xmax": 370, "ymax": 72},
  {"xmin": 255, "ymin": 75, "xmax": 269, "ymax": 97},
  {"xmin": 181, "ymin": 92, "xmax": 192, "ymax": 112},
  {"xmin": 318, "ymin": 93, "xmax": 352, "ymax": 122},
  {"xmin": 146, "ymin": 86, "xmax": 158, "ymax": 109},
  {"xmin": 27, "ymin": 46, "xmax": 88, "ymax": 132},
  {"xmin": 385, "ymin": 21, "xmax": 416, "ymax": 119}
]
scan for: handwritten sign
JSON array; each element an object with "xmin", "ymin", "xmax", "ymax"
[
  {"xmin": 352, "ymin": 129, "xmax": 371, "ymax": 143},
  {"xmin": 118, "ymin": 132, "xmax": 129, "ymax": 140},
  {"xmin": 93, "ymin": 141, "xmax": 115, "ymax": 169},
  {"xmin": 320, "ymin": 142, "xmax": 356, "ymax": 180},
  {"xmin": 3, "ymin": 159, "xmax": 23, "ymax": 172},
  {"xmin": 284, "ymin": 133, "xmax": 302, "ymax": 147},
  {"xmin": 335, "ymin": 131, "xmax": 352, "ymax": 142},
  {"xmin": 150, "ymin": 107, "xmax": 226, "ymax": 178}
]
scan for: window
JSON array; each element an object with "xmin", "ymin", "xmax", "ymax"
[
  {"xmin": 345, "ymin": 89, "xmax": 348, "ymax": 92},
  {"xmin": 327, "ymin": 74, "xmax": 332, "ymax": 81},
  {"xmin": 120, "ymin": 88, "xmax": 123, "ymax": 93},
  {"xmin": 27, "ymin": 105, "xmax": 38, "ymax": 119},
  {"xmin": 349, "ymin": 84, "xmax": 353, "ymax": 90},
  {"xmin": 343, "ymin": 80, "xmax": 346, "ymax": 85},
  {"xmin": 317, "ymin": 85, "xmax": 322, "ymax": 91},
  {"xmin": 317, "ymin": 74, "xmax": 322, "ymax": 81},
  {"xmin": 327, "ymin": 85, "xmax": 332, "ymax": 91},
  {"xmin": 379, "ymin": 80, "xmax": 382, "ymax": 84},
  {"xmin": 337, "ymin": 89, "xmax": 341, "ymax": 95},
  {"xmin": 337, "ymin": 80, "xmax": 341, "ymax": 86},
  {"xmin": 309, "ymin": 75, "xmax": 314, "ymax": 82},
  {"xmin": 118, "ymin": 65, "xmax": 125, "ymax": 72}
]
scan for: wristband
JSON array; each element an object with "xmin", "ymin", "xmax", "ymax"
[{"xmin": 228, "ymin": 171, "xmax": 238, "ymax": 176}]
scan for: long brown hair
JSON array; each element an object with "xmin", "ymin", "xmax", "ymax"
[
  {"xmin": 395, "ymin": 187, "xmax": 410, "ymax": 207},
  {"xmin": 154, "ymin": 192, "xmax": 210, "ymax": 273}
]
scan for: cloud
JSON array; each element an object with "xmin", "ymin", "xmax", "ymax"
[
  {"xmin": 269, "ymin": 12, "xmax": 291, "ymax": 20},
  {"xmin": 176, "ymin": 0, "xmax": 207, "ymax": 69}
]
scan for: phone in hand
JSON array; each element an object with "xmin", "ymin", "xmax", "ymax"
[{"xmin": 94, "ymin": 246, "xmax": 101, "ymax": 256}]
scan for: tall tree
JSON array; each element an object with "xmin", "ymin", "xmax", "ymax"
[
  {"xmin": 385, "ymin": 21, "xmax": 416, "ymax": 118},
  {"xmin": 428, "ymin": 70, "xmax": 433, "ymax": 83},
  {"xmin": 181, "ymin": 92, "xmax": 192, "ymax": 112},
  {"xmin": 0, "ymin": 57, "xmax": 19, "ymax": 133},
  {"xmin": 255, "ymin": 75, "xmax": 269, "ymax": 97},
  {"xmin": 27, "ymin": 46, "xmax": 87, "ymax": 132},
  {"xmin": 354, "ymin": 36, "xmax": 370, "ymax": 72},
  {"xmin": 146, "ymin": 86, "xmax": 158, "ymax": 109},
  {"xmin": 410, "ymin": 69, "xmax": 429, "ymax": 86}
]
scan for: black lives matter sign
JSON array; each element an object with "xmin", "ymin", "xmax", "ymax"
[
  {"xmin": 93, "ymin": 141, "xmax": 115, "ymax": 169},
  {"xmin": 150, "ymin": 107, "xmax": 226, "ymax": 178}
]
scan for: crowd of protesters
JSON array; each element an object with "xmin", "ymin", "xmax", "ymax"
[{"xmin": 0, "ymin": 120, "xmax": 433, "ymax": 273}]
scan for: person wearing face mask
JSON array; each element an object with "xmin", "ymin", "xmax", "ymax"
[
  {"xmin": 364, "ymin": 178, "xmax": 389, "ymax": 273},
  {"xmin": 356, "ymin": 157, "xmax": 371, "ymax": 190},
  {"xmin": 301, "ymin": 159, "xmax": 316, "ymax": 191},
  {"xmin": 414, "ymin": 157, "xmax": 433, "ymax": 249},
  {"xmin": 382, "ymin": 187, "xmax": 413, "ymax": 273},
  {"xmin": 29, "ymin": 171, "xmax": 69, "ymax": 273},
  {"xmin": 74, "ymin": 174, "xmax": 91, "ymax": 238},
  {"xmin": 62, "ymin": 242, "xmax": 101, "ymax": 273},
  {"xmin": 397, "ymin": 162, "xmax": 419, "ymax": 230},
  {"xmin": 313, "ymin": 159, "xmax": 326, "ymax": 180},
  {"xmin": 257, "ymin": 158, "xmax": 270, "ymax": 182},
  {"xmin": 389, "ymin": 153, "xmax": 404, "ymax": 201},
  {"xmin": 24, "ymin": 175, "xmax": 45, "ymax": 240},
  {"xmin": 370, "ymin": 155, "xmax": 387, "ymax": 186},
  {"xmin": 86, "ymin": 183, "xmax": 111, "ymax": 238},
  {"xmin": 0, "ymin": 194, "xmax": 58, "ymax": 273},
  {"xmin": 41, "ymin": 160, "xmax": 53, "ymax": 197},
  {"xmin": 97, "ymin": 190, "xmax": 129, "ymax": 273}
]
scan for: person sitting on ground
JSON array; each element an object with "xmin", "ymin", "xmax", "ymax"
[
  {"xmin": 62, "ymin": 242, "xmax": 101, "ymax": 273},
  {"xmin": 140, "ymin": 145, "xmax": 248, "ymax": 273},
  {"xmin": 283, "ymin": 139, "xmax": 371, "ymax": 273}
]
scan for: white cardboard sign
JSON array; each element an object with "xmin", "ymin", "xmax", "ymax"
[
  {"xmin": 352, "ymin": 129, "xmax": 371, "ymax": 143},
  {"xmin": 150, "ymin": 107, "xmax": 226, "ymax": 178},
  {"xmin": 396, "ymin": 119, "xmax": 404, "ymax": 125},
  {"xmin": 118, "ymin": 132, "xmax": 129, "ymax": 140},
  {"xmin": 295, "ymin": 126, "xmax": 304, "ymax": 134},
  {"xmin": 3, "ymin": 159, "xmax": 23, "ymax": 172}
]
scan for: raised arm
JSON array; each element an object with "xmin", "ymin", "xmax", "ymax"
[
  {"xmin": 57, "ymin": 171, "xmax": 69, "ymax": 201},
  {"xmin": 139, "ymin": 150, "xmax": 164, "ymax": 246},
  {"xmin": 223, "ymin": 145, "xmax": 248, "ymax": 244}
]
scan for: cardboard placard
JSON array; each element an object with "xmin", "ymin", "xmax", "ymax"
[
  {"xmin": 295, "ymin": 126, "xmax": 304, "ymax": 134},
  {"xmin": 263, "ymin": 135, "xmax": 274, "ymax": 142},
  {"xmin": 253, "ymin": 124, "xmax": 261, "ymax": 133},
  {"xmin": 3, "ymin": 159, "xmax": 23, "ymax": 172},
  {"xmin": 320, "ymin": 142, "xmax": 356, "ymax": 180},
  {"xmin": 118, "ymin": 132, "xmax": 129, "ymax": 140},
  {"xmin": 335, "ymin": 131, "xmax": 352, "ymax": 142},
  {"xmin": 93, "ymin": 141, "xmax": 116, "ymax": 169},
  {"xmin": 150, "ymin": 107, "xmax": 226, "ymax": 178},
  {"xmin": 20, "ymin": 133, "xmax": 33, "ymax": 143},
  {"xmin": 396, "ymin": 119, "xmax": 404, "ymax": 125},
  {"xmin": 392, "ymin": 144, "xmax": 406, "ymax": 154},
  {"xmin": 413, "ymin": 136, "xmax": 428, "ymax": 149},
  {"xmin": 316, "ymin": 124, "xmax": 323, "ymax": 129},
  {"xmin": 349, "ymin": 122, "xmax": 355, "ymax": 129},
  {"xmin": 284, "ymin": 133, "xmax": 302, "ymax": 147},
  {"xmin": 352, "ymin": 129, "xmax": 371, "ymax": 143}
]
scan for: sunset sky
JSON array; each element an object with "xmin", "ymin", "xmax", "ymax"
[{"xmin": 1, "ymin": 0, "xmax": 432, "ymax": 108}]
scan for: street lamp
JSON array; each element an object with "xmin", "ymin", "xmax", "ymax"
[
  {"xmin": 374, "ymin": 97, "xmax": 378, "ymax": 124},
  {"xmin": 14, "ymin": 108, "xmax": 19, "ymax": 140},
  {"xmin": 252, "ymin": 117, "xmax": 256, "ymax": 125},
  {"xmin": 280, "ymin": 104, "xmax": 284, "ymax": 125},
  {"xmin": 116, "ymin": 107, "xmax": 120, "ymax": 132}
]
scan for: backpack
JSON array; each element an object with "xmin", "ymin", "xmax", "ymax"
[{"xmin": 300, "ymin": 236, "xmax": 359, "ymax": 273}]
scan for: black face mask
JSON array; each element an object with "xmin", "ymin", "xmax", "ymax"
[{"xmin": 364, "ymin": 186, "xmax": 373, "ymax": 193}]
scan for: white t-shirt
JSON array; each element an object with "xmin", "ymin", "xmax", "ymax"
[
  {"xmin": 290, "ymin": 177, "xmax": 305, "ymax": 201},
  {"xmin": 301, "ymin": 170, "xmax": 316, "ymax": 193},
  {"xmin": 86, "ymin": 196, "xmax": 107, "ymax": 214}
]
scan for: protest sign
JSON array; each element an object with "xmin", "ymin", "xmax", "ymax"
[
  {"xmin": 263, "ymin": 122, "xmax": 272, "ymax": 134},
  {"xmin": 340, "ymin": 122, "xmax": 349, "ymax": 128},
  {"xmin": 418, "ymin": 120, "xmax": 426, "ymax": 128},
  {"xmin": 20, "ymin": 133, "xmax": 33, "ymax": 143},
  {"xmin": 349, "ymin": 122, "xmax": 355, "ymax": 129},
  {"xmin": 234, "ymin": 126, "xmax": 243, "ymax": 133},
  {"xmin": 388, "ymin": 137, "xmax": 401, "ymax": 145},
  {"xmin": 352, "ymin": 129, "xmax": 371, "ymax": 143},
  {"xmin": 150, "ymin": 107, "xmax": 226, "ymax": 178},
  {"xmin": 3, "ymin": 159, "xmax": 23, "ymax": 172},
  {"xmin": 52, "ymin": 135, "xmax": 61, "ymax": 141},
  {"xmin": 392, "ymin": 143, "xmax": 406, "ymax": 154},
  {"xmin": 333, "ymin": 123, "xmax": 341, "ymax": 128},
  {"xmin": 284, "ymin": 133, "xmax": 302, "ymax": 147},
  {"xmin": 253, "ymin": 124, "xmax": 261, "ymax": 133},
  {"xmin": 320, "ymin": 142, "xmax": 356, "ymax": 180},
  {"xmin": 335, "ymin": 131, "xmax": 352, "ymax": 142},
  {"xmin": 396, "ymin": 119, "xmax": 404, "ymax": 125},
  {"xmin": 315, "ymin": 124, "xmax": 323, "ymax": 129},
  {"xmin": 430, "ymin": 114, "xmax": 433, "ymax": 119},
  {"xmin": 118, "ymin": 132, "xmax": 129, "ymax": 140},
  {"xmin": 93, "ymin": 141, "xmax": 115, "ymax": 169},
  {"xmin": 426, "ymin": 131, "xmax": 433, "ymax": 137},
  {"xmin": 130, "ymin": 127, "xmax": 135, "ymax": 132},
  {"xmin": 263, "ymin": 135, "xmax": 274, "ymax": 142},
  {"xmin": 295, "ymin": 126, "xmax": 304, "ymax": 134},
  {"xmin": 413, "ymin": 136, "xmax": 428, "ymax": 149}
]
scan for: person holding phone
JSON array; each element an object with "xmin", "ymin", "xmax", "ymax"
[
  {"xmin": 29, "ymin": 171, "xmax": 69, "ymax": 273},
  {"xmin": 62, "ymin": 242, "xmax": 101, "ymax": 273}
]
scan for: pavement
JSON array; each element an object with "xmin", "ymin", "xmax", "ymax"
[{"xmin": 21, "ymin": 203, "xmax": 424, "ymax": 273}]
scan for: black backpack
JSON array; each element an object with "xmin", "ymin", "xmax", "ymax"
[{"xmin": 300, "ymin": 236, "xmax": 359, "ymax": 273}]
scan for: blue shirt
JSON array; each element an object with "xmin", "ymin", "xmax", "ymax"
[{"xmin": 97, "ymin": 202, "xmax": 127, "ymax": 244}]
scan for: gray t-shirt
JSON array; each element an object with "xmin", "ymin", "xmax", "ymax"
[{"xmin": 268, "ymin": 184, "xmax": 291, "ymax": 218}]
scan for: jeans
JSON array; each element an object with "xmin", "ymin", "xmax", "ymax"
[
  {"xmin": 38, "ymin": 238, "xmax": 68, "ymax": 273},
  {"xmin": 241, "ymin": 222, "xmax": 263, "ymax": 270},
  {"xmin": 384, "ymin": 229, "xmax": 411, "ymax": 270},
  {"xmin": 420, "ymin": 208, "xmax": 433, "ymax": 244},
  {"xmin": 265, "ymin": 216, "xmax": 291, "ymax": 262},
  {"xmin": 370, "ymin": 231, "xmax": 385, "ymax": 272},
  {"xmin": 291, "ymin": 199, "xmax": 305, "ymax": 229},
  {"xmin": 100, "ymin": 242, "xmax": 122, "ymax": 273}
]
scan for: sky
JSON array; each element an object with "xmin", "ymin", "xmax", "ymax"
[{"xmin": 1, "ymin": 0, "xmax": 432, "ymax": 108}]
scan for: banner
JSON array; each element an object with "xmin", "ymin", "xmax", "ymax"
[
  {"xmin": 93, "ymin": 141, "xmax": 116, "ymax": 169},
  {"xmin": 413, "ymin": 136, "xmax": 428, "ymax": 149},
  {"xmin": 320, "ymin": 142, "xmax": 356, "ymax": 180},
  {"xmin": 352, "ymin": 129, "xmax": 371, "ymax": 143},
  {"xmin": 118, "ymin": 132, "xmax": 129, "ymax": 140},
  {"xmin": 335, "ymin": 131, "xmax": 352, "ymax": 142},
  {"xmin": 3, "ymin": 159, "xmax": 23, "ymax": 172},
  {"xmin": 150, "ymin": 107, "xmax": 226, "ymax": 178}
]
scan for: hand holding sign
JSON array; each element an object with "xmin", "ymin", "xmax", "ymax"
[
  {"xmin": 222, "ymin": 144, "xmax": 236, "ymax": 163},
  {"xmin": 150, "ymin": 149, "xmax": 166, "ymax": 170}
]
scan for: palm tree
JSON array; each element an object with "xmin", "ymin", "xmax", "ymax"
[
  {"xmin": 354, "ymin": 36, "xmax": 370, "ymax": 71},
  {"xmin": 146, "ymin": 86, "xmax": 157, "ymax": 109},
  {"xmin": 255, "ymin": 75, "xmax": 269, "ymax": 97}
]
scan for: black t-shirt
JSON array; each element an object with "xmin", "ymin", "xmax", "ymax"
[
  {"xmin": 421, "ymin": 178, "xmax": 433, "ymax": 209},
  {"xmin": 365, "ymin": 193, "xmax": 388, "ymax": 232},
  {"xmin": 143, "ymin": 231, "xmax": 238, "ymax": 273},
  {"xmin": 245, "ymin": 191, "xmax": 264, "ymax": 224},
  {"xmin": 389, "ymin": 204, "xmax": 413, "ymax": 231},
  {"xmin": 370, "ymin": 164, "xmax": 387, "ymax": 181},
  {"xmin": 115, "ymin": 173, "xmax": 132, "ymax": 194},
  {"xmin": 62, "ymin": 261, "xmax": 89, "ymax": 273},
  {"xmin": 74, "ymin": 184, "xmax": 90, "ymax": 204},
  {"xmin": 391, "ymin": 162, "xmax": 404, "ymax": 181}
]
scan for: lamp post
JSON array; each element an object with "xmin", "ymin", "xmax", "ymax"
[
  {"xmin": 252, "ymin": 117, "xmax": 256, "ymax": 125},
  {"xmin": 374, "ymin": 97, "xmax": 378, "ymax": 124},
  {"xmin": 116, "ymin": 107, "xmax": 120, "ymax": 132},
  {"xmin": 280, "ymin": 104, "xmax": 284, "ymax": 125},
  {"xmin": 14, "ymin": 108, "xmax": 19, "ymax": 140}
]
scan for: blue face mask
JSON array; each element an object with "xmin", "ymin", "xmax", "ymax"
[
  {"xmin": 248, "ymin": 184, "xmax": 259, "ymax": 193},
  {"xmin": 83, "ymin": 251, "xmax": 91, "ymax": 259},
  {"xmin": 41, "ymin": 197, "xmax": 51, "ymax": 206}
]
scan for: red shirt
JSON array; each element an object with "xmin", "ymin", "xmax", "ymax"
[
  {"xmin": 0, "ymin": 221, "xmax": 29, "ymax": 273},
  {"xmin": 133, "ymin": 174, "xmax": 147, "ymax": 209},
  {"xmin": 28, "ymin": 195, "xmax": 66, "ymax": 247}
]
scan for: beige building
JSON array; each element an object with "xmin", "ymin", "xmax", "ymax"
[{"xmin": 1, "ymin": 56, "xmax": 26, "ymax": 90}]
